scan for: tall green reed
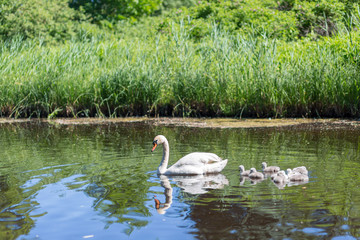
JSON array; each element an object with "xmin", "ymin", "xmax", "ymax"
[{"xmin": 0, "ymin": 18, "xmax": 359, "ymax": 118}]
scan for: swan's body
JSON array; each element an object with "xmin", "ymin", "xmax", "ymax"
[
  {"xmin": 239, "ymin": 165, "xmax": 250, "ymax": 176},
  {"xmin": 262, "ymin": 162, "xmax": 280, "ymax": 173},
  {"xmin": 249, "ymin": 168, "xmax": 264, "ymax": 180},
  {"xmin": 152, "ymin": 135, "xmax": 228, "ymax": 175}
]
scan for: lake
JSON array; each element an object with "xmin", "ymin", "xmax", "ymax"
[{"xmin": 0, "ymin": 120, "xmax": 360, "ymax": 239}]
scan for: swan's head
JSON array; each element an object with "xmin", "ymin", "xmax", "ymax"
[
  {"xmin": 287, "ymin": 168, "xmax": 292, "ymax": 174},
  {"xmin": 261, "ymin": 162, "xmax": 267, "ymax": 169},
  {"xmin": 250, "ymin": 168, "xmax": 257, "ymax": 173},
  {"xmin": 152, "ymin": 135, "xmax": 167, "ymax": 152}
]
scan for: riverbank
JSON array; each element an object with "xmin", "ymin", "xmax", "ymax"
[{"xmin": 1, "ymin": 117, "xmax": 359, "ymax": 129}]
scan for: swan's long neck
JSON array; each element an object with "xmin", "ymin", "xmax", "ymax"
[{"xmin": 158, "ymin": 139, "xmax": 170, "ymax": 175}]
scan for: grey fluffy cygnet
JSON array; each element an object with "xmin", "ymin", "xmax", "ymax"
[
  {"xmin": 292, "ymin": 166, "xmax": 308, "ymax": 175},
  {"xmin": 239, "ymin": 165, "xmax": 250, "ymax": 176},
  {"xmin": 287, "ymin": 169, "xmax": 309, "ymax": 182},
  {"xmin": 272, "ymin": 170, "xmax": 289, "ymax": 183},
  {"xmin": 262, "ymin": 162, "xmax": 280, "ymax": 173},
  {"xmin": 249, "ymin": 168, "xmax": 264, "ymax": 180}
]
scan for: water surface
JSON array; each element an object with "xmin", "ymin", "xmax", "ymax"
[{"xmin": 0, "ymin": 122, "xmax": 360, "ymax": 239}]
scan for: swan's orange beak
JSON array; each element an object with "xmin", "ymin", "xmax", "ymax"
[{"xmin": 152, "ymin": 143, "xmax": 157, "ymax": 152}]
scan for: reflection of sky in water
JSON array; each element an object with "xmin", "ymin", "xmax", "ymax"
[
  {"xmin": 20, "ymin": 178, "xmax": 42, "ymax": 190},
  {"xmin": 27, "ymin": 175, "xmax": 103, "ymax": 239},
  {"xmin": 301, "ymin": 227, "xmax": 327, "ymax": 235},
  {"xmin": 27, "ymin": 174, "xmax": 196, "ymax": 239},
  {"xmin": 1, "ymin": 124, "xmax": 360, "ymax": 239},
  {"xmin": 332, "ymin": 236, "xmax": 357, "ymax": 240}
]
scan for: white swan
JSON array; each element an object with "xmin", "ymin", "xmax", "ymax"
[{"xmin": 151, "ymin": 135, "xmax": 228, "ymax": 175}]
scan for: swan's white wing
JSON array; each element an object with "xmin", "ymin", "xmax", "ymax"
[
  {"xmin": 166, "ymin": 152, "xmax": 228, "ymax": 175},
  {"xmin": 174, "ymin": 152, "xmax": 224, "ymax": 166}
]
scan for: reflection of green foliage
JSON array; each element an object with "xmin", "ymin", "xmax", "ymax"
[
  {"xmin": 178, "ymin": 126, "xmax": 360, "ymax": 239},
  {"xmin": 0, "ymin": 123, "xmax": 160, "ymax": 237},
  {"xmin": 1, "ymin": 123, "xmax": 360, "ymax": 238}
]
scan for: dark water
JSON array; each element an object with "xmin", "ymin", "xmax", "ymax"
[{"xmin": 0, "ymin": 122, "xmax": 360, "ymax": 240}]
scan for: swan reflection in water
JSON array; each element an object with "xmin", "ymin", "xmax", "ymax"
[
  {"xmin": 153, "ymin": 175, "xmax": 173, "ymax": 214},
  {"xmin": 153, "ymin": 174, "xmax": 229, "ymax": 214}
]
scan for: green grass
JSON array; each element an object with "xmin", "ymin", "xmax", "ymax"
[{"xmin": 0, "ymin": 16, "xmax": 359, "ymax": 118}]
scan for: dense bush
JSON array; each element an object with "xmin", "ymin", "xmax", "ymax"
[
  {"xmin": 0, "ymin": 0, "xmax": 87, "ymax": 43},
  {"xmin": 0, "ymin": 0, "xmax": 356, "ymax": 43},
  {"xmin": 156, "ymin": 0, "xmax": 299, "ymax": 41},
  {"xmin": 153, "ymin": 0, "xmax": 353, "ymax": 41},
  {"xmin": 69, "ymin": 0, "xmax": 162, "ymax": 22},
  {"xmin": 293, "ymin": 0, "xmax": 345, "ymax": 38}
]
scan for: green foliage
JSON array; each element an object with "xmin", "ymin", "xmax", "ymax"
[
  {"xmin": 1, "ymin": 20, "xmax": 360, "ymax": 118},
  {"xmin": 339, "ymin": 0, "xmax": 359, "ymax": 13},
  {"xmin": 69, "ymin": 0, "xmax": 163, "ymax": 22},
  {"xmin": 0, "ymin": 0, "xmax": 359, "ymax": 118},
  {"xmin": 276, "ymin": 0, "xmax": 295, "ymax": 11},
  {"xmin": 0, "ymin": 0, "xmax": 87, "ymax": 43},
  {"xmin": 0, "ymin": 0, "xmax": 354, "ymax": 43},
  {"xmin": 293, "ymin": 0, "xmax": 345, "ymax": 37},
  {"xmin": 161, "ymin": 0, "xmax": 196, "ymax": 12},
  {"xmin": 155, "ymin": 0, "xmax": 298, "ymax": 41},
  {"xmin": 154, "ymin": 0, "xmax": 349, "ymax": 41}
]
